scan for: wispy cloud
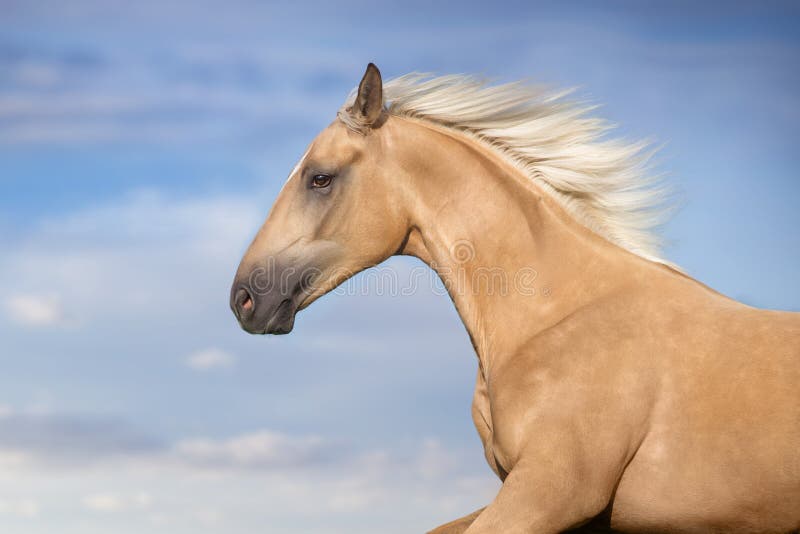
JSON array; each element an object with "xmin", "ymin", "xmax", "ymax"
[
  {"xmin": 184, "ymin": 347, "xmax": 236, "ymax": 371},
  {"xmin": 4, "ymin": 294, "xmax": 64, "ymax": 326},
  {"xmin": 0, "ymin": 406, "xmax": 497, "ymax": 533},
  {"xmin": 0, "ymin": 412, "xmax": 162, "ymax": 467},
  {"xmin": 0, "ymin": 38, "xmax": 351, "ymax": 146},
  {"xmin": 0, "ymin": 408, "xmax": 339, "ymax": 473},
  {"xmin": 0, "ymin": 498, "xmax": 39, "ymax": 518},
  {"xmin": 173, "ymin": 430, "xmax": 336, "ymax": 471},
  {"xmin": 82, "ymin": 492, "xmax": 152, "ymax": 513},
  {"xmin": 0, "ymin": 189, "xmax": 262, "ymax": 330}
]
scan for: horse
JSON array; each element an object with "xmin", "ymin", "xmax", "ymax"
[{"xmin": 230, "ymin": 64, "xmax": 800, "ymax": 533}]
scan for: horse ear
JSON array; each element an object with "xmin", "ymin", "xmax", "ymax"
[{"xmin": 352, "ymin": 63, "xmax": 384, "ymax": 126}]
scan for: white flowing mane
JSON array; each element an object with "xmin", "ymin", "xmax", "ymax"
[{"xmin": 339, "ymin": 73, "xmax": 673, "ymax": 264}]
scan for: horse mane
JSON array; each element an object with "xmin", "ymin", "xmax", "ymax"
[{"xmin": 339, "ymin": 73, "xmax": 673, "ymax": 264}]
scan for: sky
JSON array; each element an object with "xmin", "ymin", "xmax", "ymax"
[{"xmin": 0, "ymin": 1, "xmax": 798, "ymax": 533}]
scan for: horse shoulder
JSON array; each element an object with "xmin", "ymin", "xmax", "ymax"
[{"xmin": 486, "ymin": 298, "xmax": 659, "ymax": 475}]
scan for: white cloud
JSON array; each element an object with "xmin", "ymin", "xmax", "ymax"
[
  {"xmin": 133, "ymin": 492, "xmax": 153, "ymax": 508},
  {"xmin": 83, "ymin": 492, "xmax": 152, "ymax": 513},
  {"xmin": 184, "ymin": 348, "xmax": 236, "ymax": 371},
  {"xmin": 0, "ymin": 404, "xmax": 12, "ymax": 418},
  {"xmin": 0, "ymin": 190, "xmax": 264, "ymax": 332},
  {"xmin": 0, "ymin": 498, "xmax": 39, "ymax": 518},
  {"xmin": 83, "ymin": 493, "xmax": 124, "ymax": 512},
  {"xmin": 0, "ymin": 450, "xmax": 30, "ymax": 470},
  {"xmin": 4, "ymin": 294, "xmax": 63, "ymax": 326},
  {"xmin": 173, "ymin": 430, "xmax": 329, "ymax": 470},
  {"xmin": 0, "ymin": 415, "xmax": 499, "ymax": 534},
  {"xmin": 416, "ymin": 438, "xmax": 459, "ymax": 481}
]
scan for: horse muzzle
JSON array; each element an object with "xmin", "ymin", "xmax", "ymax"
[{"xmin": 230, "ymin": 261, "xmax": 309, "ymax": 335}]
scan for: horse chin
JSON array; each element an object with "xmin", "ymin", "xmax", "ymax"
[{"xmin": 262, "ymin": 299, "xmax": 297, "ymax": 335}]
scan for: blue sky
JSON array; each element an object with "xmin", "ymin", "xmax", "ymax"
[{"xmin": 1, "ymin": 1, "xmax": 798, "ymax": 532}]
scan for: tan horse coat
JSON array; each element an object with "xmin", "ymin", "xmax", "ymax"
[{"xmin": 231, "ymin": 64, "xmax": 800, "ymax": 533}]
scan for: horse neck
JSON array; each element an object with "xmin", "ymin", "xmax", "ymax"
[{"xmin": 391, "ymin": 117, "xmax": 646, "ymax": 372}]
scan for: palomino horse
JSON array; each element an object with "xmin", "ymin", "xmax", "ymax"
[{"xmin": 231, "ymin": 64, "xmax": 799, "ymax": 533}]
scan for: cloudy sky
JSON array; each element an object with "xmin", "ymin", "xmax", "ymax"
[{"xmin": 1, "ymin": 1, "xmax": 798, "ymax": 532}]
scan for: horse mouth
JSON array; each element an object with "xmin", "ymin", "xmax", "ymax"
[{"xmin": 262, "ymin": 298, "xmax": 296, "ymax": 335}]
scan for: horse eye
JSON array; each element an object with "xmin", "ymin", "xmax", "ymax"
[{"xmin": 311, "ymin": 174, "xmax": 333, "ymax": 189}]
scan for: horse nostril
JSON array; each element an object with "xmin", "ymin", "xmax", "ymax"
[{"xmin": 235, "ymin": 287, "xmax": 254, "ymax": 318}]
